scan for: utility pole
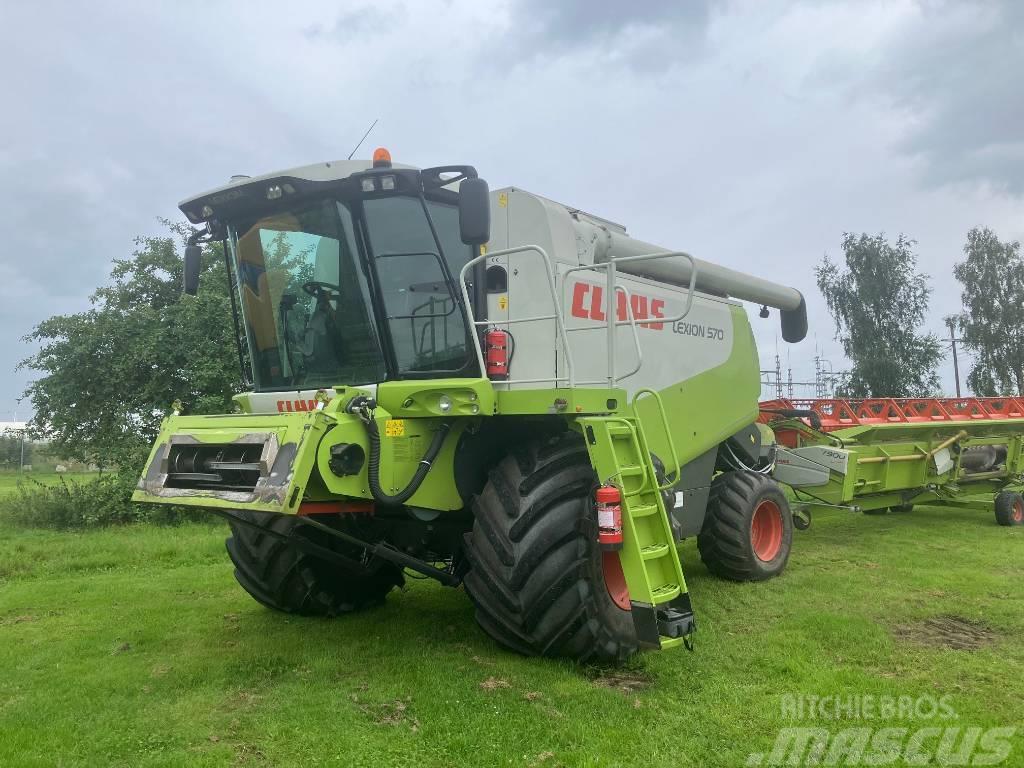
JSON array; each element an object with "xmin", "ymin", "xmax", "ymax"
[
  {"xmin": 12, "ymin": 408, "xmax": 25, "ymax": 472},
  {"xmin": 945, "ymin": 318, "xmax": 963, "ymax": 398}
]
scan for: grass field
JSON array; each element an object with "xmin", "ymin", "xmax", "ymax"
[
  {"xmin": 1, "ymin": 505, "xmax": 1022, "ymax": 767},
  {"xmin": 0, "ymin": 472, "xmax": 94, "ymax": 496}
]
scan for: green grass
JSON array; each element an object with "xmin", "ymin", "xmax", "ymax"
[
  {"xmin": 0, "ymin": 472, "xmax": 95, "ymax": 496},
  {"xmin": 1, "ymin": 507, "xmax": 1022, "ymax": 767}
]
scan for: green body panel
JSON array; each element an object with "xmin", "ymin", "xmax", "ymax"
[
  {"xmin": 774, "ymin": 418, "xmax": 1024, "ymax": 512},
  {"xmin": 375, "ymin": 378, "xmax": 494, "ymax": 418},
  {"xmin": 635, "ymin": 305, "xmax": 759, "ymax": 469},
  {"xmin": 494, "ymin": 388, "xmax": 626, "ymax": 416},
  {"xmin": 314, "ymin": 409, "xmax": 471, "ymax": 511}
]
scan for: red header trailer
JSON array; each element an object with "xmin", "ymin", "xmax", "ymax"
[{"xmin": 760, "ymin": 397, "xmax": 1024, "ymax": 433}]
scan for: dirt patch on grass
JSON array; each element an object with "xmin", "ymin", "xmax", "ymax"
[
  {"xmin": 350, "ymin": 694, "xmax": 419, "ymax": 731},
  {"xmin": 587, "ymin": 667, "xmax": 653, "ymax": 694},
  {"xmin": 894, "ymin": 615, "xmax": 997, "ymax": 650},
  {"xmin": 479, "ymin": 676, "xmax": 511, "ymax": 691}
]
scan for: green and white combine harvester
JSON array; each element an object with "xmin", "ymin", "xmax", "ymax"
[{"xmin": 134, "ymin": 150, "xmax": 1021, "ymax": 663}]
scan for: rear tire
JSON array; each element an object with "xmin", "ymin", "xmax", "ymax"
[
  {"xmin": 994, "ymin": 491, "xmax": 1024, "ymax": 527},
  {"xmin": 226, "ymin": 510, "xmax": 404, "ymax": 615},
  {"xmin": 462, "ymin": 432, "xmax": 638, "ymax": 663},
  {"xmin": 698, "ymin": 471, "xmax": 793, "ymax": 581}
]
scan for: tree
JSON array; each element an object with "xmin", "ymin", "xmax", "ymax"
[
  {"xmin": 816, "ymin": 233, "xmax": 943, "ymax": 398},
  {"xmin": 0, "ymin": 432, "xmax": 31, "ymax": 468},
  {"xmin": 951, "ymin": 227, "xmax": 1024, "ymax": 396},
  {"xmin": 20, "ymin": 221, "xmax": 243, "ymax": 471}
]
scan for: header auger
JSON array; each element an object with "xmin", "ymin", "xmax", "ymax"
[{"xmin": 134, "ymin": 149, "xmax": 844, "ymax": 663}]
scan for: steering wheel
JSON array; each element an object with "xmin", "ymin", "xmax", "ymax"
[{"xmin": 302, "ymin": 281, "xmax": 342, "ymax": 298}]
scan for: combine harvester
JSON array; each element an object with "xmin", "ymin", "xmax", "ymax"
[
  {"xmin": 760, "ymin": 397, "xmax": 1024, "ymax": 526},
  {"xmin": 132, "ymin": 149, "xmax": 1018, "ymax": 664},
  {"xmin": 134, "ymin": 148, "xmax": 810, "ymax": 662}
]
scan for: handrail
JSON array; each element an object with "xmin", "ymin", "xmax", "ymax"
[
  {"xmin": 460, "ymin": 246, "xmax": 702, "ymax": 390},
  {"xmin": 566, "ymin": 250, "xmax": 700, "ymax": 323},
  {"xmin": 564, "ymin": 284, "xmax": 644, "ymax": 384},
  {"xmin": 563, "ymin": 250, "xmax": 699, "ymax": 386},
  {"xmin": 459, "ymin": 245, "xmax": 576, "ymax": 387},
  {"xmin": 632, "ymin": 388, "xmax": 681, "ymax": 490}
]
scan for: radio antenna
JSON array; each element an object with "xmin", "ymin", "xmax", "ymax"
[{"xmin": 347, "ymin": 118, "xmax": 379, "ymax": 160}]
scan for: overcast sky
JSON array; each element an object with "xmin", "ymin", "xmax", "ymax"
[{"xmin": 2, "ymin": 0, "xmax": 1023, "ymax": 420}]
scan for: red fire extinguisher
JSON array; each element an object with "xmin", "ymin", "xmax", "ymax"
[
  {"xmin": 596, "ymin": 485, "xmax": 623, "ymax": 551},
  {"xmin": 484, "ymin": 328, "xmax": 510, "ymax": 381}
]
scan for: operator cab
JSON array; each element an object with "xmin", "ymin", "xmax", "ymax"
[{"xmin": 179, "ymin": 151, "xmax": 490, "ymax": 392}]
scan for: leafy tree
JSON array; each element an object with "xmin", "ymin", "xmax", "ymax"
[
  {"xmin": 0, "ymin": 432, "xmax": 31, "ymax": 468},
  {"xmin": 20, "ymin": 221, "xmax": 243, "ymax": 471},
  {"xmin": 816, "ymin": 233, "xmax": 943, "ymax": 398},
  {"xmin": 951, "ymin": 227, "xmax": 1024, "ymax": 396}
]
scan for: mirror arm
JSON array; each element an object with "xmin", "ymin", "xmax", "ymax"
[{"xmin": 187, "ymin": 220, "xmax": 225, "ymax": 247}]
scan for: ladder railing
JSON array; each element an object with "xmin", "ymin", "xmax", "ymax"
[{"xmin": 578, "ymin": 412, "xmax": 695, "ymax": 649}]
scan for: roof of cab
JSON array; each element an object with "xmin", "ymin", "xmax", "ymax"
[{"xmin": 178, "ymin": 158, "xmax": 417, "ymax": 210}]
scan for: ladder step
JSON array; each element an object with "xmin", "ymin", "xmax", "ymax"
[
  {"xmin": 618, "ymin": 465, "xmax": 645, "ymax": 478},
  {"xmin": 640, "ymin": 543, "xmax": 670, "ymax": 560},
  {"xmin": 651, "ymin": 583, "xmax": 681, "ymax": 602},
  {"xmin": 628, "ymin": 504, "xmax": 659, "ymax": 518},
  {"xmin": 607, "ymin": 425, "xmax": 634, "ymax": 437}
]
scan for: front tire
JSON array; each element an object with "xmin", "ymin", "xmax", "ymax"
[
  {"xmin": 462, "ymin": 432, "xmax": 638, "ymax": 663},
  {"xmin": 994, "ymin": 491, "xmax": 1024, "ymax": 527},
  {"xmin": 225, "ymin": 510, "xmax": 404, "ymax": 615},
  {"xmin": 698, "ymin": 471, "xmax": 793, "ymax": 581}
]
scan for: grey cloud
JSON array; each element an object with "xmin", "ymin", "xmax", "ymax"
[
  {"xmin": 873, "ymin": 0, "xmax": 1024, "ymax": 193},
  {"xmin": 303, "ymin": 5, "xmax": 403, "ymax": 41},
  {"xmin": 504, "ymin": 0, "xmax": 714, "ymax": 71},
  {"xmin": 2, "ymin": 0, "xmax": 1023, "ymax": 421}
]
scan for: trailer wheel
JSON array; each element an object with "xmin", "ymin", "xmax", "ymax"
[
  {"xmin": 698, "ymin": 471, "xmax": 793, "ymax": 581},
  {"xmin": 462, "ymin": 432, "xmax": 638, "ymax": 663},
  {"xmin": 994, "ymin": 491, "xmax": 1024, "ymax": 527},
  {"xmin": 226, "ymin": 510, "xmax": 404, "ymax": 615}
]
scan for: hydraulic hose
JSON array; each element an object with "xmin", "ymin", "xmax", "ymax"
[{"xmin": 363, "ymin": 411, "xmax": 452, "ymax": 506}]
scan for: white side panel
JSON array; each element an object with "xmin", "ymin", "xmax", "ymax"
[
  {"xmin": 486, "ymin": 187, "xmax": 742, "ymax": 393},
  {"xmin": 773, "ymin": 445, "xmax": 851, "ymax": 488},
  {"xmin": 557, "ymin": 268, "xmax": 736, "ymax": 396}
]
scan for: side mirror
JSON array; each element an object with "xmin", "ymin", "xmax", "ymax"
[
  {"xmin": 459, "ymin": 177, "xmax": 490, "ymax": 246},
  {"xmin": 183, "ymin": 245, "xmax": 202, "ymax": 296}
]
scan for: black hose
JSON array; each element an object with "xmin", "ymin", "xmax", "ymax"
[{"xmin": 365, "ymin": 418, "xmax": 451, "ymax": 506}]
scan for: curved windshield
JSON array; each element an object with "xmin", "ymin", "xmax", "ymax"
[
  {"xmin": 227, "ymin": 195, "xmax": 474, "ymax": 390},
  {"xmin": 229, "ymin": 199, "xmax": 384, "ymax": 389}
]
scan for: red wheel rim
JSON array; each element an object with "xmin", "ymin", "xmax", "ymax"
[
  {"xmin": 602, "ymin": 552, "xmax": 631, "ymax": 611},
  {"xmin": 751, "ymin": 499, "xmax": 784, "ymax": 562},
  {"xmin": 1014, "ymin": 500, "xmax": 1023, "ymax": 524}
]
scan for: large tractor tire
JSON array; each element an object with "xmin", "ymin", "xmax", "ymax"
[
  {"xmin": 462, "ymin": 432, "xmax": 638, "ymax": 663},
  {"xmin": 994, "ymin": 491, "xmax": 1024, "ymax": 527},
  {"xmin": 226, "ymin": 510, "xmax": 404, "ymax": 615},
  {"xmin": 698, "ymin": 471, "xmax": 793, "ymax": 581}
]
